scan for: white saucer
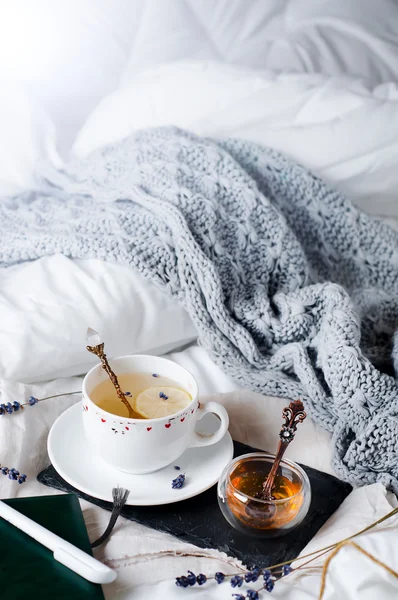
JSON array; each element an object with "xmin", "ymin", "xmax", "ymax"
[{"xmin": 48, "ymin": 403, "xmax": 234, "ymax": 506}]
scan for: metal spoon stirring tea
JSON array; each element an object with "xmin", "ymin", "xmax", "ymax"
[{"xmin": 86, "ymin": 328, "xmax": 135, "ymax": 419}]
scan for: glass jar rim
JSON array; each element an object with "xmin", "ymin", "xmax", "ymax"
[{"xmin": 227, "ymin": 452, "xmax": 310, "ymax": 504}]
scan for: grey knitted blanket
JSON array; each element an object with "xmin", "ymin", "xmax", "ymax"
[{"xmin": 2, "ymin": 127, "xmax": 398, "ymax": 490}]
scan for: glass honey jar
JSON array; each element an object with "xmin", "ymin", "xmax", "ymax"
[{"xmin": 217, "ymin": 453, "xmax": 311, "ymax": 538}]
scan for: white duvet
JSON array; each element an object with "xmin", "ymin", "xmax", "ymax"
[
  {"xmin": 3, "ymin": 60, "xmax": 398, "ymax": 383},
  {"xmin": 2, "ymin": 1, "xmax": 398, "ymax": 598},
  {"xmin": 73, "ymin": 60, "xmax": 398, "ymax": 220}
]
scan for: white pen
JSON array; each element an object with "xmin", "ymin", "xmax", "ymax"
[{"xmin": 0, "ymin": 499, "xmax": 116, "ymax": 585}]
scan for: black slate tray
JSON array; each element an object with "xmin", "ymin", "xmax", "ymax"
[{"xmin": 37, "ymin": 441, "xmax": 352, "ymax": 568}]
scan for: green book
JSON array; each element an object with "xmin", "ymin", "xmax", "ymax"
[{"xmin": 0, "ymin": 494, "xmax": 105, "ymax": 600}]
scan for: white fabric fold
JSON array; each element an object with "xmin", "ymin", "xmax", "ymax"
[
  {"xmin": 0, "ymin": 351, "xmax": 396, "ymax": 599},
  {"xmin": 108, "ymin": 484, "xmax": 398, "ymax": 599}
]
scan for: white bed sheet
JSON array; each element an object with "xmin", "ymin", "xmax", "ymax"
[
  {"xmin": 2, "ymin": 346, "xmax": 398, "ymax": 600},
  {"xmin": 125, "ymin": 484, "xmax": 398, "ymax": 600},
  {"xmin": 0, "ymin": 340, "xmax": 333, "ymax": 598}
]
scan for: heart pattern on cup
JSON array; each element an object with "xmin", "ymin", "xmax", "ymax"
[
  {"xmin": 101, "ymin": 418, "xmax": 106, "ymax": 423},
  {"xmin": 165, "ymin": 423, "xmax": 171, "ymax": 429},
  {"xmin": 147, "ymin": 427, "xmax": 152, "ymax": 431}
]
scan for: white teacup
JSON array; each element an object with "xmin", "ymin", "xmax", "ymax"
[{"xmin": 82, "ymin": 354, "xmax": 229, "ymax": 474}]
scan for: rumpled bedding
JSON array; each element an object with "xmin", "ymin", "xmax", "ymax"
[
  {"xmin": 3, "ymin": 126, "xmax": 398, "ymax": 491},
  {"xmin": 0, "ymin": 367, "xmax": 397, "ymax": 600},
  {"xmin": 0, "ymin": 344, "xmax": 332, "ymax": 598},
  {"xmin": 2, "ymin": 1, "xmax": 398, "ymax": 598},
  {"xmin": 124, "ymin": 484, "xmax": 398, "ymax": 600}
]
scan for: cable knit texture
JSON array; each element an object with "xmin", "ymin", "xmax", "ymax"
[{"xmin": 2, "ymin": 127, "xmax": 398, "ymax": 490}]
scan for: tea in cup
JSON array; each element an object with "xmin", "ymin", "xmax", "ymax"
[{"xmin": 82, "ymin": 355, "xmax": 229, "ymax": 474}]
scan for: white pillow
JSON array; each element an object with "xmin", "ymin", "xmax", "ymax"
[
  {"xmin": 72, "ymin": 61, "xmax": 264, "ymax": 158},
  {"xmin": 73, "ymin": 60, "xmax": 398, "ymax": 219},
  {"xmin": 0, "ymin": 255, "xmax": 197, "ymax": 383}
]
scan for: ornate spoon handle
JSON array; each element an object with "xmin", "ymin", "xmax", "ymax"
[
  {"xmin": 86, "ymin": 328, "xmax": 135, "ymax": 419},
  {"xmin": 260, "ymin": 400, "xmax": 306, "ymax": 500}
]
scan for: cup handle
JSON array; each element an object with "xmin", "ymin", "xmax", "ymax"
[{"xmin": 188, "ymin": 401, "xmax": 229, "ymax": 448}]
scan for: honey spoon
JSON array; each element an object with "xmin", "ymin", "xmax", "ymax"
[
  {"xmin": 260, "ymin": 400, "xmax": 306, "ymax": 500},
  {"xmin": 245, "ymin": 400, "xmax": 306, "ymax": 522}
]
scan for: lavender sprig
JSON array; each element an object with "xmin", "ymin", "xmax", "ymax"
[
  {"xmin": 0, "ymin": 391, "xmax": 81, "ymax": 417},
  {"xmin": 0, "ymin": 465, "xmax": 27, "ymax": 484},
  {"xmin": 0, "ymin": 390, "xmax": 82, "ymax": 486},
  {"xmin": 175, "ymin": 563, "xmax": 291, "ymax": 595},
  {"xmin": 175, "ymin": 506, "xmax": 398, "ymax": 597}
]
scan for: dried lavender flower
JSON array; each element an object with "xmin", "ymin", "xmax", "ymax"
[
  {"xmin": 215, "ymin": 572, "xmax": 225, "ymax": 584},
  {"xmin": 196, "ymin": 574, "xmax": 207, "ymax": 585},
  {"xmin": 186, "ymin": 571, "xmax": 196, "ymax": 586},
  {"xmin": 264, "ymin": 579, "xmax": 274, "ymax": 592},
  {"xmin": 0, "ymin": 465, "xmax": 27, "ymax": 484},
  {"xmin": 245, "ymin": 569, "xmax": 260, "ymax": 583},
  {"xmin": 171, "ymin": 473, "xmax": 186, "ymax": 489},
  {"xmin": 230, "ymin": 575, "xmax": 243, "ymax": 588},
  {"xmin": 175, "ymin": 576, "xmax": 189, "ymax": 588}
]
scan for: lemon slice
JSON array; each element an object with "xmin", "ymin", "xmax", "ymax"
[{"xmin": 134, "ymin": 386, "xmax": 191, "ymax": 419}]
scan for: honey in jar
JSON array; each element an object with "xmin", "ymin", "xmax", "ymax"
[{"xmin": 219, "ymin": 455, "xmax": 311, "ymax": 537}]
